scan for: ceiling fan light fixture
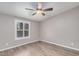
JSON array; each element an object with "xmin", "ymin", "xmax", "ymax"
[
  {"xmin": 37, "ymin": 10, "xmax": 43, "ymax": 14},
  {"xmin": 25, "ymin": 2, "xmax": 53, "ymax": 16}
]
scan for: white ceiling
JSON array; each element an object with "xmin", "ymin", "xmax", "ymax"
[{"xmin": 0, "ymin": 2, "xmax": 79, "ymax": 21}]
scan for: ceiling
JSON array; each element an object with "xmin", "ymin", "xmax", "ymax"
[{"xmin": 0, "ymin": 2, "xmax": 79, "ymax": 21}]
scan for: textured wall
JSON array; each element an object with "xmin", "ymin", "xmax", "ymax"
[
  {"xmin": 40, "ymin": 6, "xmax": 79, "ymax": 50},
  {"xmin": 0, "ymin": 14, "xmax": 40, "ymax": 51}
]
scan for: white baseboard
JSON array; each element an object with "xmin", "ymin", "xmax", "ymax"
[
  {"xmin": 41, "ymin": 40, "xmax": 79, "ymax": 51},
  {"xmin": 1, "ymin": 39, "xmax": 79, "ymax": 52},
  {"xmin": 0, "ymin": 40, "xmax": 39, "ymax": 52}
]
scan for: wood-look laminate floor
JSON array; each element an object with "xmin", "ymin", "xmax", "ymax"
[{"xmin": 0, "ymin": 41, "xmax": 79, "ymax": 56}]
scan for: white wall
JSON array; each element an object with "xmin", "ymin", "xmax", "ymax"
[
  {"xmin": 40, "ymin": 6, "xmax": 79, "ymax": 50},
  {"xmin": 0, "ymin": 6, "xmax": 79, "ymax": 51},
  {"xmin": 0, "ymin": 14, "xmax": 40, "ymax": 51}
]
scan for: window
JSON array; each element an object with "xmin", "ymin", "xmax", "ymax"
[{"xmin": 15, "ymin": 20, "xmax": 30, "ymax": 40}]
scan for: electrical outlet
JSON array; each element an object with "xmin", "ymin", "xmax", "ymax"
[
  {"xmin": 71, "ymin": 43, "xmax": 74, "ymax": 46},
  {"xmin": 62, "ymin": 41, "xmax": 65, "ymax": 43},
  {"xmin": 6, "ymin": 43, "xmax": 9, "ymax": 46}
]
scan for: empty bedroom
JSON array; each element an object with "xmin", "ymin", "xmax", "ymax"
[{"xmin": 0, "ymin": 2, "xmax": 79, "ymax": 56}]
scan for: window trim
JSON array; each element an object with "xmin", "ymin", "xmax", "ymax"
[{"xmin": 15, "ymin": 20, "xmax": 31, "ymax": 40}]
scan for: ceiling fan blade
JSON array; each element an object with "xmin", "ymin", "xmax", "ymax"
[
  {"xmin": 32, "ymin": 12, "xmax": 37, "ymax": 15},
  {"xmin": 43, "ymin": 8, "xmax": 53, "ymax": 11},
  {"xmin": 25, "ymin": 8, "xmax": 35, "ymax": 11},
  {"xmin": 41, "ymin": 13, "xmax": 45, "ymax": 16}
]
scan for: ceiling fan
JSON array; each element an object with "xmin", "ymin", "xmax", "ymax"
[{"xmin": 25, "ymin": 2, "xmax": 53, "ymax": 16}]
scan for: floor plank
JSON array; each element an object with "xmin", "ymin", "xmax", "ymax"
[{"xmin": 0, "ymin": 41, "xmax": 79, "ymax": 56}]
